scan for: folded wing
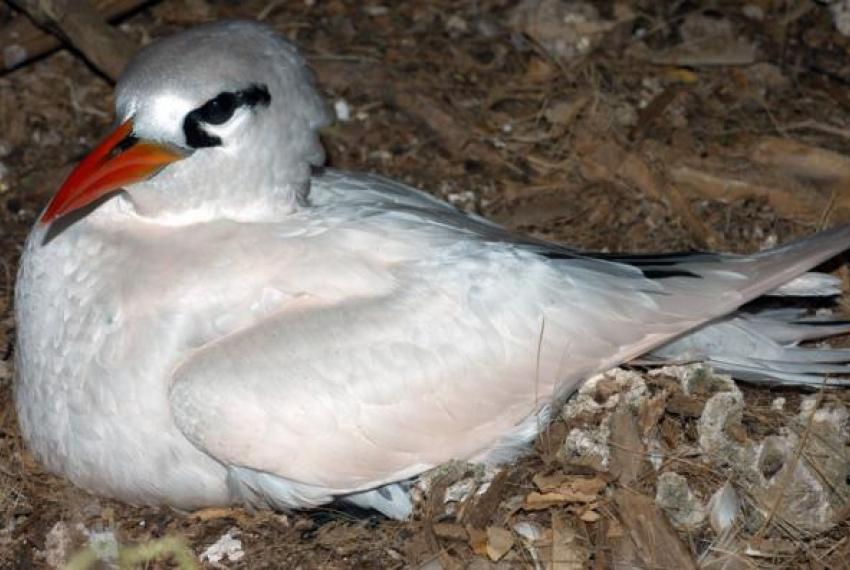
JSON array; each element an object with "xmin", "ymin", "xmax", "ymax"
[{"xmin": 168, "ymin": 171, "xmax": 850, "ymax": 500}]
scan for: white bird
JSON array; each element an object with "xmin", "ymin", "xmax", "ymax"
[{"xmin": 14, "ymin": 20, "xmax": 850, "ymax": 519}]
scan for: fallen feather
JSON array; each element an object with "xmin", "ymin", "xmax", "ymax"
[
  {"xmin": 708, "ymin": 482, "xmax": 740, "ymax": 534},
  {"xmin": 512, "ymin": 521, "xmax": 545, "ymax": 543},
  {"xmin": 513, "ymin": 521, "xmax": 546, "ymax": 570}
]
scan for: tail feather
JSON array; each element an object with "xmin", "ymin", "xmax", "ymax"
[
  {"xmin": 736, "ymin": 224, "xmax": 850, "ymax": 300},
  {"xmin": 710, "ymin": 361, "xmax": 850, "ymax": 388},
  {"xmin": 649, "ymin": 306, "xmax": 850, "ymax": 388},
  {"xmin": 566, "ymin": 225, "xmax": 850, "ymax": 387},
  {"xmin": 766, "ymin": 272, "xmax": 843, "ymax": 297},
  {"xmin": 342, "ymin": 483, "xmax": 413, "ymax": 519},
  {"xmin": 737, "ymin": 310, "xmax": 850, "ymax": 345}
]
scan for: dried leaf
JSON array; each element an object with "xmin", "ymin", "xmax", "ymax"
[
  {"xmin": 650, "ymin": 14, "xmax": 756, "ymax": 66},
  {"xmin": 524, "ymin": 56, "xmax": 554, "ymax": 82},
  {"xmin": 532, "ymin": 472, "xmax": 607, "ymax": 498},
  {"xmin": 751, "ymin": 137, "xmax": 850, "ymax": 185},
  {"xmin": 629, "ymin": 84, "xmax": 686, "ymax": 141},
  {"xmin": 523, "ymin": 492, "xmax": 571, "ymax": 510},
  {"xmin": 665, "ymin": 393, "xmax": 705, "ymax": 418},
  {"xmin": 551, "ymin": 511, "xmax": 588, "ymax": 570},
  {"xmin": 606, "ymin": 519, "xmax": 625, "ymax": 539},
  {"xmin": 663, "ymin": 68, "xmax": 700, "ymax": 84},
  {"xmin": 744, "ymin": 538, "xmax": 796, "ymax": 557},
  {"xmin": 432, "ymin": 523, "xmax": 468, "ymax": 542},
  {"xmin": 544, "ymin": 96, "xmax": 588, "ymax": 126},
  {"xmin": 466, "ymin": 526, "xmax": 488, "ymax": 556},
  {"xmin": 608, "ymin": 407, "xmax": 648, "ymax": 486},
  {"xmin": 613, "ymin": 490, "xmax": 697, "ymax": 570},
  {"xmin": 462, "ymin": 469, "xmax": 509, "ymax": 528},
  {"xmin": 651, "ymin": 41, "xmax": 756, "ymax": 66},
  {"xmin": 523, "ymin": 489, "xmax": 601, "ymax": 510},
  {"xmin": 638, "ymin": 389, "xmax": 668, "ymax": 435},
  {"xmin": 669, "ymin": 165, "xmax": 822, "ymax": 223},
  {"xmin": 485, "ymin": 526, "xmax": 514, "ymax": 561},
  {"xmin": 575, "ymin": 139, "xmax": 716, "ymax": 248}
]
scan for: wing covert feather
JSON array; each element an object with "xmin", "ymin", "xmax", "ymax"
[{"xmin": 169, "ymin": 247, "xmax": 675, "ymax": 492}]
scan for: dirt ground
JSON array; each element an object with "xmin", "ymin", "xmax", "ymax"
[{"xmin": 1, "ymin": 0, "xmax": 850, "ymax": 568}]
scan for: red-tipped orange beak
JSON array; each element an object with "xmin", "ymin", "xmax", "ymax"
[{"xmin": 40, "ymin": 120, "xmax": 185, "ymax": 224}]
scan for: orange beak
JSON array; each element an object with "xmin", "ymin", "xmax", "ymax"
[{"xmin": 40, "ymin": 120, "xmax": 185, "ymax": 224}]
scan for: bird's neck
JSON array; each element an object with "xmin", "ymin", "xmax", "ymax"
[{"xmin": 112, "ymin": 173, "xmax": 312, "ymax": 226}]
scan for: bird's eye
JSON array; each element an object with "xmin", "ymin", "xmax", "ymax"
[
  {"xmin": 198, "ymin": 92, "xmax": 238, "ymax": 125},
  {"xmin": 182, "ymin": 84, "xmax": 271, "ymax": 149}
]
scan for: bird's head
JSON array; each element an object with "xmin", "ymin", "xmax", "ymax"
[{"xmin": 41, "ymin": 20, "xmax": 332, "ymax": 226}]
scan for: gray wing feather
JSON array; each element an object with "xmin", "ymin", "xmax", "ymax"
[{"xmin": 167, "ymin": 169, "xmax": 850, "ymax": 508}]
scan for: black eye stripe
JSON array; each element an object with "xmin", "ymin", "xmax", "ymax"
[
  {"xmin": 238, "ymin": 85, "xmax": 272, "ymax": 108},
  {"xmin": 198, "ymin": 92, "xmax": 238, "ymax": 125},
  {"xmin": 182, "ymin": 84, "xmax": 272, "ymax": 149},
  {"xmin": 183, "ymin": 116, "xmax": 220, "ymax": 148}
]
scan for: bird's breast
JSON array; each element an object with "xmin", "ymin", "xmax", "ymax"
[{"xmin": 12, "ymin": 220, "xmax": 284, "ymax": 506}]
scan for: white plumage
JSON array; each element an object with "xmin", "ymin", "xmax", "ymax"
[{"xmin": 14, "ymin": 21, "xmax": 850, "ymax": 520}]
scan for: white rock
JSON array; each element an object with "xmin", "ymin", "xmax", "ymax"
[
  {"xmin": 655, "ymin": 472, "xmax": 707, "ymax": 531},
  {"xmin": 760, "ymin": 233, "xmax": 778, "ymax": 250},
  {"xmin": 563, "ymin": 425, "xmax": 610, "ymax": 470},
  {"xmin": 200, "ymin": 528, "xmax": 244, "ymax": 566},
  {"xmin": 508, "ymin": 0, "xmax": 617, "ymax": 63},
  {"xmin": 0, "ymin": 161, "xmax": 8, "ymax": 193},
  {"xmin": 562, "ymin": 367, "xmax": 646, "ymax": 419},
  {"xmin": 446, "ymin": 15, "xmax": 468, "ymax": 34},
  {"xmin": 82, "ymin": 527, "xmax": 118, "ymax": 567},
  {"xmin": 698, "ymin": 390, "xmax": 745, "ymax": 463},
  {"xmin": 363, "ymin": 5, "xmax": 388, "ymax": 17},
  {"xmin": 333, "ymin": 99, "xmax": 351, "ymax": 122},
  {"xmin": 742, "ymin": 4, "xmax": 764, "ymax": 20},
  {"xmin": 829, "ymin": 0, "xmax": 850, "ymax": 37},
  {"xmin": 444, "ymin": 477, "xmax": 477, "ymax": 503},
  {"xmin": 683, "ymin": 365, "xmax": 738, "ymax": 398},
  {"xmin": 44, "ymin": 522, "xmax": 74, "ymax": 569},
  {"xmin": 799, "ymin": 394, "xmax": 819, "ymax": 415},
  {"xmin": 3, "ymin": 44, "xmax": 27, "ymax": 69}
]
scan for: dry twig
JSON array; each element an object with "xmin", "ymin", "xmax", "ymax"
[
  {"xmin": 9, "ymin": 0, "xmax": 138, "ymax": 80},
  {"xmin": 1, "ymin": 0, "xmax": 146, "ymax": 76}
]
